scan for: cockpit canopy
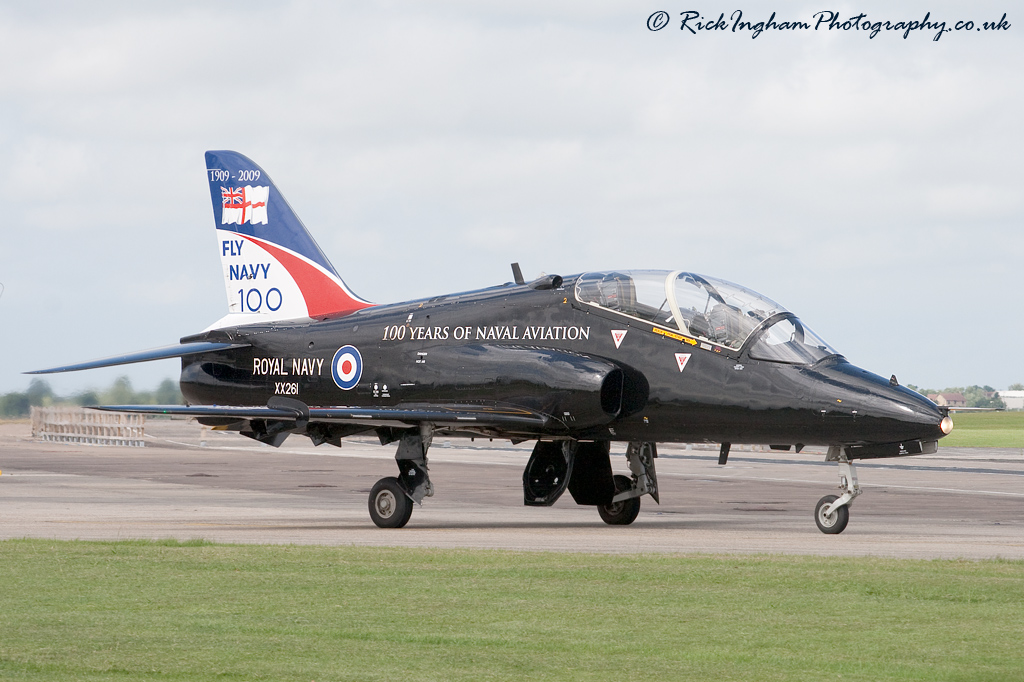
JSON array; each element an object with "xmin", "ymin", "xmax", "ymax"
[{"xmin": 575, "ymin": 270, "xmax": 837, "ymax": 365}]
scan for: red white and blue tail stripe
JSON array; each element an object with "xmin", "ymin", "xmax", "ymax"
[{"xmin": 204, "ymin": 150, "xmax": 372, "ymax": 329}]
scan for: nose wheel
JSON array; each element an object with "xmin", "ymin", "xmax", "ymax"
[
  {"xmin": 815, "ymin": 448, "xmax": 861, "ymax": 534},
  {"xmin": 814, "ymin": 494, "xmax": 849, "ymax": 534}
]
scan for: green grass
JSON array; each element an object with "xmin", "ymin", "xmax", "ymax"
[
  {"xmin": 939, "ymin": 411, "xmax": 1024, "ymax": 448},
  {"xmin": 1, "ymin": 541, "xmax": 1023, "ymax": 681}
]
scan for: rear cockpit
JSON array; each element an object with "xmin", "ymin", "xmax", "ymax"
[{"xmin": 575, "ymin": 270, "xmax": 837, "ymax": 364}]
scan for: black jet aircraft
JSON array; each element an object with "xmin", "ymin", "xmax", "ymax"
[{"xmin": 32, "ymin": 150, "xmax": 954, "ymax": 534}]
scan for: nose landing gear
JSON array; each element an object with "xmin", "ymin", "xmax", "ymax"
[{"xmin": 815, "ymin": 447, "xmax": 861, "ymax": 534}]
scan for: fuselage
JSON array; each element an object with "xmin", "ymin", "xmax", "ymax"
[{"xmin": 180, "ymin": 272, "xmax": 946, "ymax": 449}]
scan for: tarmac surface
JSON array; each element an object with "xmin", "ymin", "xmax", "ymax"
[{"xmin": 2, "ymin": 419, "xmax": 1023, "ymax": 559}]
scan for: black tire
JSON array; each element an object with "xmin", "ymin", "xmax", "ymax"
[
  {"xmin": 814, "ymin": 494, "xmax": 849, "ymax": 534},
  {"xmin": 598, "ymin": 474, "xmax": 641, "ymax": 526},
  {"xmin": 368, "ymin": 477, "xmax": 413, "ymax": 528}
]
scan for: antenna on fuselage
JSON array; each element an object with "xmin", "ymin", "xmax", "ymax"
[{"xmin": 511, "ymin": 263, "xmax": 525, "ymax": 286}]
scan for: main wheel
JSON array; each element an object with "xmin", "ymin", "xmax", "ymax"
[
  {"xmin": 814, "ymin": 494, "xmax": 850, "ymax": 534},
  {"xmin": 598, "ymin": 474, "xmax": 641, "ymax": 526},
  {"xmin": 369, "ymin": 477, "xmax": 413, "ymax": 528}
]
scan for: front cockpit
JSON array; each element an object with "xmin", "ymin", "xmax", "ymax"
[{"xmin": 575, "ymin": 270, "xmax": 837, "ymax": 364}]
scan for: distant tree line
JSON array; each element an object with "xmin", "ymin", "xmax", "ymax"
[
  {"xmin": 0, "ymin": 377, "xmax": 182, "ymax": 418},
  {"xmin": 906, "ymin": 384, "xmax": 1007, "ymax": 409}
]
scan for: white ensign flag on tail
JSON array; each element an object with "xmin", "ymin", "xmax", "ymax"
[{"xmin": 221, "ymin": 185, "xmax": 270, "ymax": 225}]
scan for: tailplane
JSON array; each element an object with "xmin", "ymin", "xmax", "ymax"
[{"xmin": 204, "ymin": 150, "xmax": 372, "ymax": 328}]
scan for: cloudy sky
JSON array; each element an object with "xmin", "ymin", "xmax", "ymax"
[{"xmin": 0, "ymin": 1, "xmax": 1020, "ymax": 396}]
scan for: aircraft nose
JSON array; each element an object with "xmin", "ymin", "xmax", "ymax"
[
  {"xmin": 808, "ymin": 360, "xmax": 949, "ymax": 443},
  {"xmin": 875, "ymin": 388, "xmax": 947, "ymax": 433}
]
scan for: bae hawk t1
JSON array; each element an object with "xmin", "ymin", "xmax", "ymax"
[{"xmin": 32, "ymin": 151, "xmax": 953, "ymax": 534}]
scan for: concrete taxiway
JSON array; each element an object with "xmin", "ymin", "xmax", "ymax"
[{"xmin": 2, "ymin": 420, "xmax": 1022, "ymax": 559}]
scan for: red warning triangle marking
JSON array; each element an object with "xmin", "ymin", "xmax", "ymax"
[
  {"xmin": 611, "ymin": 330, "xmax": 627, "ymax": 349},
  {"xmin": 675, "ymin": 353, "xmax": 691, "ymax": 372}
]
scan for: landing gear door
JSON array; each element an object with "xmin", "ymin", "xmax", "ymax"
[{"xmin": 523, "ymin": 441, "xmax": 575, "ymax": 506}]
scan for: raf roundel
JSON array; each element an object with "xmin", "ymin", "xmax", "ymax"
[{"xmin": 332, "ymin": 345, "xmax": 363, "ymax": 390}]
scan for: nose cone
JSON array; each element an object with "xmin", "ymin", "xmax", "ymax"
[{"xmin": 806, "ymin": 360, "xmax": 947, "ymax": 444}]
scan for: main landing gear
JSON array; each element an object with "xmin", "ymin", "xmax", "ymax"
[
  {"xmin": 598, "ymin": 442, "xmax": 660, "ymax": 525},
  {"xmin": 368, "ymin": 425, "xmax": 434, "ymax": 529},
  {"xmin": 815, "ymin": 446, "xmax": 861, "ymax": 534},
  {"xmin": 367, "ymin": 435, "xmax": 662, "ymax": 529}
]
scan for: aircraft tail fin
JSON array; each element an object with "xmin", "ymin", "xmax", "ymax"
[{"xmin": 204, "ymin": 150, "xmax": 372, "ymax": 328}]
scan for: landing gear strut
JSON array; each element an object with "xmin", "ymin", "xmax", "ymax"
[
  {"xmin": 815, "ymin": 446, "xmax": 861, "ymax": 534},
  {"xmin": 368, "ymin": 424, "xmax": 434, "ymax": 529}
]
